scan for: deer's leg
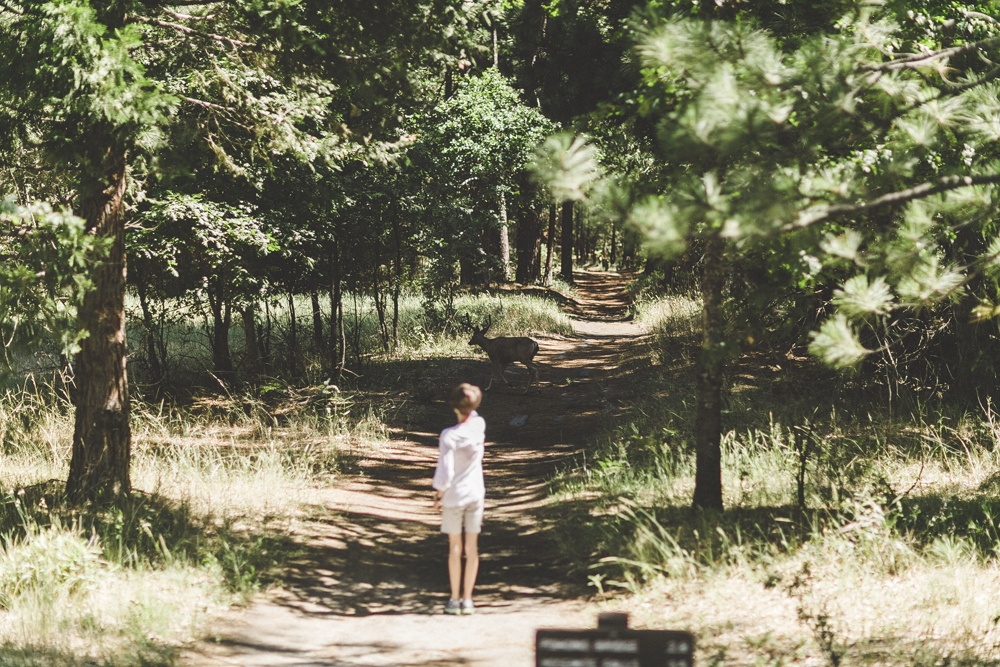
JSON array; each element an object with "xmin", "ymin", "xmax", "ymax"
[
  {"xmin": 523, "ymin": 361, "xmax": 540, "ymax": 394},
  {"xmin": 498, "ymin": 364, "xmax": 511, "ymax": 387}
]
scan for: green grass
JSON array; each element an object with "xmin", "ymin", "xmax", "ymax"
[
  {"xmin": 12, "ymin": 282, "xmax": 1000, "ymax": 665},
  {"xmin": 551, "ymin": 292, "xmax": 1000, "ymax": 667},
  {"xmin": 126, "ymin": 290, "xmax": 574, "ymax": 390},
  {"xmin": 0, "ymin": 286, "xmax": 570, "ymax": 664},
  {"xmin": 0, "ymin": 382, "xmax": 370, "ymax": 666}
]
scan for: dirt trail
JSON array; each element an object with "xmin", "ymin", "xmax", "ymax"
[{"xmin": 182, "ymin": 271, "xmax": 649, "ymax": 667}]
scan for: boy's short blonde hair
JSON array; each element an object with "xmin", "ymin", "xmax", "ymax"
[{"xmin": 450, "ymin": 383, "xmax": 482, "ymax": 415}]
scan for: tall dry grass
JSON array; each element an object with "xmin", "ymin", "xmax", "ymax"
[
  {"xmin": 0, "ymin": 381, "xmax": 382, "ymax": 666},
  {"xmin": 554, "ymin": 292, "xmax": 1000, "ymax": 667}
]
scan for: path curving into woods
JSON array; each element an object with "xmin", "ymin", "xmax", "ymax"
[{"xmin": 182, "ymin": 270, "xmax": 650, "ymax": 667}]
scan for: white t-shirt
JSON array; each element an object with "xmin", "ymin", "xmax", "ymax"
[{"xmin": 432, "ymin": 411, "xmax": 486, "ymax": 508}]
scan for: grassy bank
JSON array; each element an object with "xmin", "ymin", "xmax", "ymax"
[
  {"xmin": 124, "ymin": 291, "xmax": 574, "ymax": 392},
  {"xmin": 0, "ymin": 384, "xmax": 364, "ymax": 666},
  {"xmin": 551, "ymin": 292, "xmax": 1000, "ymax": 666},
  {"xmin": 0, "ymin": 289, "xmax": 573, "ymax": 665}
]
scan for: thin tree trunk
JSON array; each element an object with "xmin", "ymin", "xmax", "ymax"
[
  {"xmin": 610, "ymin": 223, "xmax": 617, "ymax": 267},
  {"xmin": 263, "ymin": 299, "xmax": 273, "ymax": 373},
  {"xmin": 329, "ymin": 243, "xmax": 344, "ymax": 378},
  {"xmin": 311, "ymin": 290, "xmax": 324, "ymax": 352},
  {"xmin": 515, "ymin": 189, "xmax": 543, "ymax": 284},
  {"xmin": 543, "ymin": 204, "xmax": 556, "ymax": 287},
  {"xmin": 372, "ymin": 242, "xmax": 391, "ymax": 353},
  {"xmin": 560, "ymin": 200, "xmax": 574, "ymax": 284},
  {"xmin": 498, "ymin": 192, "xmax": 510, "ymax": 281},
  {"xmin": 242, "ymin": 302, "xmax": 260, "ymax": 390},
  {"xmin": 207, "ymin": 283, "xmax": 234, "ymax": 382},
  {"xmin": 66, "ymin": 148, "xmax": 131, "ymax": 503},
  {"xmin": 391, "ymin": 206, "xmax": 403, "ymax": 349},
  {"xmin": 337, "ymin": 298, "xmax": 346, "ymax": 383},
  {"xmin": 288, "ymin": 291, "xmax": 298, "ymax": 379},
  {"xmin": 692, "ymin": 233, "xmax": 726, "ymax": 510},
  {"xmin": 136, "ymin": 284, "xmax": 164, "ymax": 388}
]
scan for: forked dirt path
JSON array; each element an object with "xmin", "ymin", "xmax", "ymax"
[{"xmin": 182, "ymin": 270, "xmax": 649, "ymax": 667}]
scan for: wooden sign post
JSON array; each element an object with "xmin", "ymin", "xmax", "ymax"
[{"xmin": 536, "ymin": 613, "xmax": 694, "ymax": 667}]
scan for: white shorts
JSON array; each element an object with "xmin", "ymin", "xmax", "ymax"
[{"xmin": 440, "ymin": 499, "xmax": 484, "ymax": 535}]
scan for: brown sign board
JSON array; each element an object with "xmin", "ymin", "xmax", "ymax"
[{"xmin": 535, "ymin": 614, "xmax": 694, "ymax": 667}]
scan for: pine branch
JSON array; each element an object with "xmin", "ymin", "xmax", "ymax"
[
  {"xmin": 147, "ymin": 0, "xmax": 227, "ymax": 6},
  {"xmin": 788, "ymin": 173, "xmax": 1000, "ymax": 231},
  {"xmin": 179, "ymin": 95, "xmax": 238, "ymax": 115},
  {"xmin": 131, "ymin": 14, "xmax": 252, "ymax": 50},
  {"xmin": 178, "ymin": 96, "xmax": 251, "ymax": 131},
  {"xmin": 161, "ymin": 8, "xmax": 216, "ymax": 22},
  {"xmin": 860, "ymin": 35, "xmax": 1000, "ymax": 72}
]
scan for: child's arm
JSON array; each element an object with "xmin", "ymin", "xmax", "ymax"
[{"xmin": 431, "ymin": 431, "xmax": 455, "ymax": 508}]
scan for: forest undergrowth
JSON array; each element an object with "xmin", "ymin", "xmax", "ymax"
[
  {"xmin": 3, "ymin": 282, "xmax": 1000, "ymax": 666},
  {"xmin": 0, "ymin": 292, "xmax": 571, "ymax": 666},
  {"xmin": 548, "ymin": 290, "xmax": 1000, "ymax": 666}
]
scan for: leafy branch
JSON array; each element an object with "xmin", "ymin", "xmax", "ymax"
[{"xmin": 790, "ymin": 173, "xmax": 1000, "ymax": 231}]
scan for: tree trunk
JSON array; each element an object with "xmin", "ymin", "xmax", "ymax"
[
  {"xmin": 242, "ymin": 302, "xmax": 260, "ymax": 390},
  {"xmin": 311, "ymin": 290, "xmax": 324, "ymax": 353},
  {"xmin": 391, "ymin": 205, "xmax": 403, "ymax": 349},
  {"xmin": 136, "ymin": 284, "xmax": 164, "ymax": 388},
  {"xmin": 692, "ymin": 233, "xmax": 727, "ymax": 510},
  {"xmin": 262, "ymin": 299, "xmax": 273, "ymax": 373},
  {"xmin": 329, "ymin": 243, "xmax": 344, "ymax": 380},
  {"xmin": 288, "ymin": 291, "xmax": 299, "ymax": 379},
  {"xmin": 610, "ymin": 223, "xmax": 617, "ymax": 267},
  {"xmin": 543, "ymin": 204, "xmax": 556, "ymax": 287},
  {"xmin": 516, "ymin": 197, "xmax": 543, "ymax": 284},
  {"xmin": 498, "ymin": 192, "xmax": 511, "ymax": 281},
  {"xmin": 206, "ymin": 281, "xmax": 234, "ymax": 383},
  {"xmin": 372, "ymin": 252, "xmax": 391, "ymax": 353},
  {"xmin": 336, "ymin": 297, "xmax": 346, "ymax": 383},
  {"xmin": 560, "ymin": 200, "xmax": 574, "ymax": 284},
  {"xmin": 66, "ymin": 148, "xmax": 131, "ymax": 504}
]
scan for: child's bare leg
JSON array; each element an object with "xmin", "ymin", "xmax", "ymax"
[
  {"xmin": 462, "ymin": 531, "xmax": 479, "ymax": 601},
  {"xmin": 448, "ymin": 533, "xmax": 463, "ymax": 600}
]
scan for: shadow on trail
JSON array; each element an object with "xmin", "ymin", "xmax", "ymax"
[
  {"xmin": 276, "ymin": 504, "xmax": 584, "ymax": 617},
  {"xmin": 266, "ymin": 271, "xmax": 642, "ymax": 618},
  {"xmin": 566, "ymin": 271, "xmax": 636, "ymax": 322}
]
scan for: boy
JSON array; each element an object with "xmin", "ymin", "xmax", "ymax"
[{"xmin": 432, "ymin": 383, "xmax": 486, "ymax": 615}]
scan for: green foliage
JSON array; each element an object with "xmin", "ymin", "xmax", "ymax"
[
  {"xmin": 530, "ymin": 133, "xmax": 603, "ymax": 203},
  {"xmin": 0, "ymin": 199, "xmax": 110, "ymax": 361},
  {"xmin": 409, "ymin": 68, "xmax": 559, "ymax": 286},
  {"xmin": 0, "ymin": 0, "xmax": 175, "ymax": 181},
  {"xmin": 131, "ymin": 192, "xmax": 274, "ymax": 300},
  {"xmin": 0, "ymin": 516, "xmax": 102, "ymax": 610}
]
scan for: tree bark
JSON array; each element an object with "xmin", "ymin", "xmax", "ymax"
[
  {"xmin": 242, "ymin": 302, "xmax": 260, "ymax": 390},
  {"xmin": 288, "ymin": 291, "xmax": 299, "ymax": 379},
  {"xmin": 391, "ymin": 204, "xmax": 403, "ymax": 349},
  {"xmin": 329, "ymin": 242, "xmax": 345, "ymax": 381},
  {"xmin": 515, "ymin": 194, "xmax": 543, "ymax": 284},
  {"xmin": 543, "ymin": 204, "xmax": 556, "ymax": 287},
  {"xmin": 498, "ymin": 192, "xmax": 511, "ymax": 281},
  {"xmin": 207, "ymin": 281, "xmax": 234, "ymax": 383},
  {"xmin": 311, "ymin": 290, "xmax": 324, "ymax": 353},
  {"xmin": 560, "ymin": 200, "xmax": 574, "ymax": 284},
  {"xmin": 136, "ymin": 283, "xmax": 164, "ymax": 388},
  {"xmin": 610, "ymin": 223, "xmax": 617, "ymax": 267},
  {"xmin": 692, "ymin": 233, "xmax": 726, "ymax": 510},
  {"xmin": 66, "ymin": 148, "xmax": 132, "ymax": 504}
]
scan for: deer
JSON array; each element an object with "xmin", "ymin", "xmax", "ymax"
[{"xmin": 464, "ymin": 314, "xmax": 540, "ymax": 394}]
